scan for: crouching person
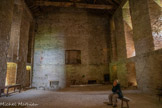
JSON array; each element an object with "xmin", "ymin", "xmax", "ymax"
[{"xmin": 108, "ymin": 79, "xmax": 123, "ymax": 107}]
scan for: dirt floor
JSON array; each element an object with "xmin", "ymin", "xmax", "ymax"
[{"xmin": 0, "ymin": 85, "xmax": 162, "ymax": 108}]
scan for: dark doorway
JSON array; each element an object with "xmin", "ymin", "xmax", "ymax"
[
  {"xmin": 104, "ymin": 74, "xmax": 110, "ymax": 82},
  {"xmin": 88, "ymin": 80, "xmax": 96, "ymax": 84}
]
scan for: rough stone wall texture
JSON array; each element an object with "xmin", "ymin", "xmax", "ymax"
[
  {"xmin": 113, "ymin": 8, "xmax": 127, "ymax": 60},
  {"xmin": 129, "ymin": 0, "xmax": 162, "ymax": 92},
  {"xmin": 124, "ymin": 21, "xmax": 135, "ymax": 58},
  {"xmin": 27, "ymin": 22, "xmax": 35, "ymax": 63},
  {"xmin": 7, "ymin": 3, "xmax": 23, "ymax": 62},
  {"xmin": 122, "ymin": 8, "xmax": 135, "ymax": 58},
  {"xmin": 148, "ymin": 0, "xmax": 162, "ymax": 50},
  {"xmin": 135, "ymin": 50, "xmax": 162, "ymax": 92},
  {"xmin": 109, "ymin": 65, "xmax": 117, "ymax": 82},
  {"xmin": 110, "ymin": 62, "xmax": 128, "ymax": 87},
  {"xmin": 6, "ymin": 2, "xmax": 23, "ymax": 86},
  {"xmin": 117, "ymin": 62, "xmax": 128, "ymax": 87},
  {"xmin": 110, "ymin": 18, "xmax": 118, "ymax": 62},
  {"xmin": 33, "ymin": 8, "xmax": 110, "ymax": 89},
  {"xmin": 126, "ymin": 62, "xmax": 137, "ymax": 86},
  {"xmin": 25, "ymin": 69, "xmax": 31, "ymax": 87},
  {"xmin": 129, "ymin": 0, "xmax": 154, "ymax": 55},
  {"xmin": 0, "ymin": 0, "xmax": 14, "ymax": 87},
  {"xmin": 110, "ymin": 0, "xmax": 162, "ymax": 92},
  {"xmin": 4, "ymin": 0, "xmax": 34, "ymax": 87},
  {"xmin": 26, "ymin": 22, "xmax": 35, "ymax": 87},
  {"xmin": 109, "ymin": 8, "xmax": 128, "ymax": 87},
  {"xmin": 16, "ymin": 8, "xmax": 31, "ymax": 87}
]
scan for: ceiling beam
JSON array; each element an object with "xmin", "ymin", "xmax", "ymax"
[
  {"xmin": 94, "ymin": 0, "xmax": 97, "ymax": 4},
  {"xmin": 112, "ymin": 0, "xmax": 120, "ymax": 5},
  {"xmin": 35, "ymin": 1, "xmax": 114, "ymax": 10}
]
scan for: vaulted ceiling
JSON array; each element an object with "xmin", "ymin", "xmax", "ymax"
[{"xmin": 25, "ymin": 0, "xmax": 123, "ymax": 17}]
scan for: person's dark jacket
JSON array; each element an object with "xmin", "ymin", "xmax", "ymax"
[{"xmin": 112, "ymin": 84, "xmax": 123, "ymax": 98}]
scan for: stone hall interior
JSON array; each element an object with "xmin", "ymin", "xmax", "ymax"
[{"xmin": 0, "ymin": 0, "xmax": 162, "ymax": 108}]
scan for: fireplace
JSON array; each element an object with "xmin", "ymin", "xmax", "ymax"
[{"xmin": 49, "ymin": 81, "xmax": 59, "ymax": 90}]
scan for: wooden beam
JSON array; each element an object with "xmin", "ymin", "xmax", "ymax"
[
  {"xmin": 112, "ymin": 0, "xmax": 120, "ymax": 5},
  {"xmin": 106, "ymin": 0, "xmax": 116, "ymax": 5},
  {"xmin": 94, "ymin": 0, "xmax": 97, "ymax": 4},
  {"xmin": 35, "ymin": 1, "xmax": 114, "ymax": 10}
]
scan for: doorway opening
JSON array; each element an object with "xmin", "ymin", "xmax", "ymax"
[{"xmin": 126, "ymin": 62, "xmax": 137, "ymax": 87}]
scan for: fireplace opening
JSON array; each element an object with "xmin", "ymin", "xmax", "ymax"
[
  {"xmin": 88, "ymin": 80, "xmax": 96, "ymax": 84},
  {"xmin": 49, "ymin": 81, "xmax": 59, "ymax": 90}
]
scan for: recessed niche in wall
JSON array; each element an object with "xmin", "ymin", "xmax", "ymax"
[
  {"xmin": 104, "ymin": 74, "xmax": 110, "ymax": 82},
  {"xmin": 65, "ymin": 50, "xmax": 81, "ymax": 64},
  {"xmin": 5, "ymin": 62, "xmax": 17, "ymax": 86},
  {"xmin": 88, "ymin": 80, "xmax": 96, "ymax": 84},
  {"xmin": 26, "ymin": 65, "xmax": 31, "ymax": 87},
  {"xmin": 122, "ymin": 1, "xmax": 136, "ymax": 58},
  {"xmin": 126, "ymin": 62, "xmax": 137, "ymax": 87}
]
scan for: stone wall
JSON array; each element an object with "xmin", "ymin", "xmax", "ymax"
[
  {"xmin": 134, "ymin": 50, "xmax": 162, "ymax": 92},
  {"xmin": 16, "ymin": 5, "xmax": 31, "ymax": 87},
  {"xmin": 130, "ymin": 0, "xmax": 162, "ymax": 92},
  {"xmin": 7, "ymin": 2, "xmax": 23, "ymax": 62},
  {"xmin": 109, "ymin": 0, "xmax": 162, "ymax": 93},
  {"xmin": 122, "ymin": 3, "xmax": 135, "ymax": 58},
  {"xmin": 129, "ymin": 0, "xmax": 154, "ymax": 55},
  {"xmin": 3, "ymin": 0, "xmax": 34, "ymax": 87},
  {"xmin": 33, "ymin": 8, "xmax": 110, "ymax": 89},
  {"xmin": 110, "ymin": 18, "xmax": 117, "ymax": 62},
  {"xmin": 0, "ymin": 0, "xmax": 14, "ymax": 87},
  {"xmin": 113, "ymin": 7, "xmax": 127, "ymax": 60},
  {"xmin": 109, "ymin": 7, "xmax": 128, "ymax": 87}
]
